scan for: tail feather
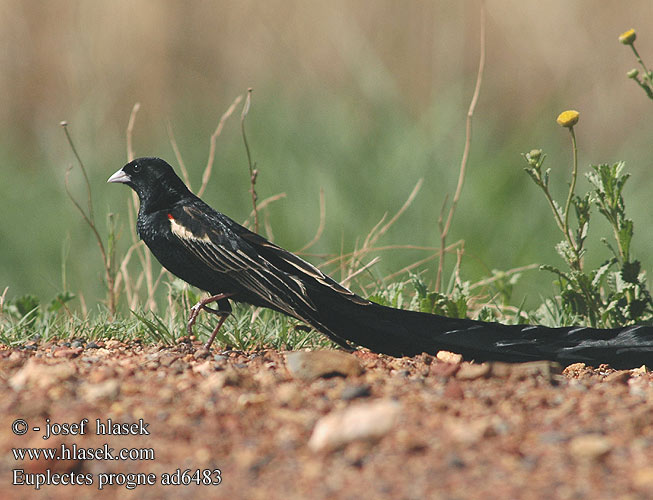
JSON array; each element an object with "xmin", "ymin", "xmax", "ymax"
[{"xmin": 309, "ymin": 298, "xmax": 653, "ymax": 369}]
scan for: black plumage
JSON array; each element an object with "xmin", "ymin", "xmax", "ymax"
[{"xmin": 108, "ymin": 157, "xmax": 653, "ymax": 368}]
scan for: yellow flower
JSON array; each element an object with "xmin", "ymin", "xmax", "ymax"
[
  {"xmin": 556, "ymin": 110, "xmax": 579, "ymax": 128},
  {"xmin": 619, "ymin": 29, "xmax": 637, "ymax": 45}
]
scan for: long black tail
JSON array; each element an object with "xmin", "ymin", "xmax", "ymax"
[{"xmin": 308, "ymin": 296, "xmax": 653, "ymax": 369}]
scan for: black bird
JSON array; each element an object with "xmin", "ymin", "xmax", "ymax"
[{"xmin": 108, "ymin": 157, "xmax": 653, "ymax": 368}]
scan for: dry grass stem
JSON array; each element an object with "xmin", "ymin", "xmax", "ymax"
[
  {"xmin": 243, "ymin": 193, "xmax": 287, "ymax": 229},
  {"xmin": 298, "ymin": 189, "xmax": 326, "ymax": 253},
  {"xmin": 342, "ymin": 256, "xmax": 381, "ymax": 288},
  {"xmin": 468, "ymin": 263, "xmax": 539, "ymax": 290},
  {"xmin": 365, "ymin": 179, "xmax": 423, "ymax": 250},
  {"xmin": 263, "ymin": 209, "xmax": 275, "ymax": 241},
  {"xmin": 317, "ymin": 244, "xmax": 444, "ymax": 269},
  {"xmin": 382, "ymin": 240, "xmax": 463, "ymax": 284},
  {"xmin": 344, "ymin": 179, "xmax": 423, "ymax": 283},
  {"xmin": 435, "ymin": 2, "xmax": 485, "ymax": 292},
  {"xmin": 126, "ymin": 103, "xmax": 141, "ymax": 163},
  {"xmin": 0, "ymin": 287, "xmax": 8, "ymax": 316},
  {"xmin": 61, "ymin": 123, "xmax": 117, "ymax": 315},
  {"xmin": 199, "ymin": 93, "xmax": 244, "ymax": 197},
  {"xmin": 166, "ymin": 120, "xmax": 191, "ymax": 188},
  {"xmin": 240, "ymin": 89, "xmax": 259, "ymax": 232},
  {"xmin": 124, "ymin": 105, "xmax": 159, "ymax": 311}
]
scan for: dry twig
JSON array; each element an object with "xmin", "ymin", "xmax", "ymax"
[
  {"xmin": 240, "ymin": 89, "xmax": 259, "ymax": 232},
  {"xmin": 435, "ymin": 2, "xmax": 486, "ymax": 292}
]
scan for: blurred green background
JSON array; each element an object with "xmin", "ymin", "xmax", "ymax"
[{"xmin": 1, "ymin": 1, "xmax": 652, "ymax": 311}]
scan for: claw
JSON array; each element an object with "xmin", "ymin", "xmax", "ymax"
[{"xmin": 186, "ymin": 293, "xmax": 233, "ymax": 348}]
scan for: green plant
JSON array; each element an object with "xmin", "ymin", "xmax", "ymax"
[
  {"xmin": 523, "ymin": 111, "xmax": 652, "ymax": 327},
  {"xmin": 0, "ymin": 292, "xmax": 75, "ymax": 344},
  {"xmin": 620, "ymin": 29, "xmax": 653, "ymax": 100}
]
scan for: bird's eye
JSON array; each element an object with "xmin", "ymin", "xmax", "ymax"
[{"xmin": 133, "ymin": 164, "xmax": 141, "ymax": 173}]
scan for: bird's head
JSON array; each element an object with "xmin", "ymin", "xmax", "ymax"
[{"xmin": 108, "ymin": 157, "xmax": 191, "ymax": 208}]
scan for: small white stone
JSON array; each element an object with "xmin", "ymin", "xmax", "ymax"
[{"xmin": 308, "ymin": 399, "xmax": 400, "ymax": 451}]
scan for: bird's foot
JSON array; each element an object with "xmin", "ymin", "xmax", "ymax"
[{"xmin": 186, "ymin": 293, "xmax": 233, "ymax": 344}]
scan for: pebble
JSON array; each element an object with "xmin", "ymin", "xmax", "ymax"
[
  {"xmin": 193, "ymin": 348, "xmax": 210, "ymax": 360},
  {"xmin": 456, "ymin": 363, "xmax": 491, "ymax": 380},
  {"xmin": 538, "ymin": 432, "xmax": 568, "ymax": 444},
  {"xmin": 285, "ymin": 350, "xmax": 363, "ymax": 381},
  {"xmin": 158, "ymin": 354, "xmax": 179, "ymax": 367},
  {"xmin": 192, "ymin": 361, "xmax": 215, "ymax": 377},
  {"xmin": 88, "ymin": 367, "xmax": 116, "ymax": 383},
  {"xmin": 568, "ymin": 434, "xmax": 612, "ymax": 461},
  {"xmin": 276, "ymin": 382, "xmax": 303, "ymax": 407},
  {"xmin": 104, "ymin": 340, "xmax": 121, "ymax": 349},
  {"xmin": 510, "ymin": 360, "xmax": 563, "ymax": 381},
  {"xmin": 603, "ymin": 371, "xmax": 630, "ymax": 384},
  {"xmin": 488, "ymin": 362, "xmax": 513, "ymax": 378},
  {"xmin": 633, "ymin": 467, "xmax": 653, "ymax": 490},
  {"xmin": 7, "ymin": 351, "xmax": 23, "ymax": 362},
  {"xmin": 443, "ymin": 380, "xmax": 465, "ymax": 400},
  {"xmin": 169, "ymin": 359, "xmax": 189, "ymax": 373},
  {"xmin": 308, "ymin": 399, "xmax": 401, "ymax": 451},
  {"xmin": 80, "ymin": 379, "xmax": 121, "ymax": 402},
  {"xmin": 341, "ymin": 384, "xmax": 372, "ymax": 400},
  {"xmin": 9, "ymin": 359, "xmax": 76, "ymax": 391},
  {"xmin": 436, "ymin": 351, "xmax": 463, "ymax": 364},
  {"xmin": 445, "ymin": 417, "xmax": 495, "ymax": 444},
  {"xmin": 631, "ymin": 365, "xmax": 649, "ymax": 375},
  {"xmin": 430, "ymin": 362, "xmax": 460, "ymax": 378},
  {"xmin": 53, "ymin": 347, "xmax": 83, "ymax": 359},
  {"xmin": 628, "ymin": 377, "xmax": 650, "ymax": 397}
]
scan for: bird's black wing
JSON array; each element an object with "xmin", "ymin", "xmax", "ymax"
[{"xmin": 166, "ymin": 203, "xmax": 368, "ymax": 340}]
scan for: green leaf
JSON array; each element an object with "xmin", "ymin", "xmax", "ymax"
[
  {"xmin": 47, "ymin": 292, "xmax": 76, "ymax": 313},
  {"xmin": 600, "ymin": 237, "xmax": 619, "ymax": 260},
  {"xmin": 368, "ymin": 294, "xmax": 390, "ymax": 307},
  {"xmin": 555, "ymin": 240, "xmax": 577, "ymax": 267},
  {"xmin": 523, "ymin": 167, "xmax": 542, "ymax": 186},
  {"xmin": 618, "ymin": 218, "xmax": 633, "ymax": 261},
  {"xmin": 15, "ymin": 295, "xmax": 40, "ymax": 318},
  {"xmin": 621, "ymin": 260, "xmax": 641, "ymax": 284},
  {"xmin": 131, "ymin": 310, "xmax": 176, "ymax": 345},
  {"xmin": 591, "ymin": 259, "xmax": 616, "ymax": 287},
  {"xmin": 476, "ymin": 306, "xmax": 498, "ymax": 322},
  {"xmin": 409, "ymin": 274, "xmax": 429, "ymax": 299},
  {"xmin": 540, "ymin": 264, "xmax": 569, "ymax": 281},
  {"xmin": 561, "ymin": 288, "xmax": 589, "ymax": 317}
]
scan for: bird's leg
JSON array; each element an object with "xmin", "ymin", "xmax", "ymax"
[
  {"xmin": 204, "ymin": 313, "xmax": 229, "ymax": 350},
  {"xmin": 186, "ymin": 293, "xmax": 233, "ymax": 349}
]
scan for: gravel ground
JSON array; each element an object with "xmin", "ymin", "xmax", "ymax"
[{"xmin": 1, "ymin": 338, "xmax": 652, "ymax": 499}]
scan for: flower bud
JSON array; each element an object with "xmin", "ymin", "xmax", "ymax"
[
  {"xmin": 526, "ymin": 149, "xmax": 542, "ymax": 161},
  {"xmin": 627, "ymin": 68, "xmax": 640, "ymax": 79},
  {"xmin": 619, "ymin": 29, "xmax": 637, "ymax": 45},
  {"xmin": 556, "ymin": 110, "xmax": 579, "ymax": 128}
]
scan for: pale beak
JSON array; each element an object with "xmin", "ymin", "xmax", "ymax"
[{"xmin": 107, "ymin": 168, "xmax": 131, "ymax": 184}]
